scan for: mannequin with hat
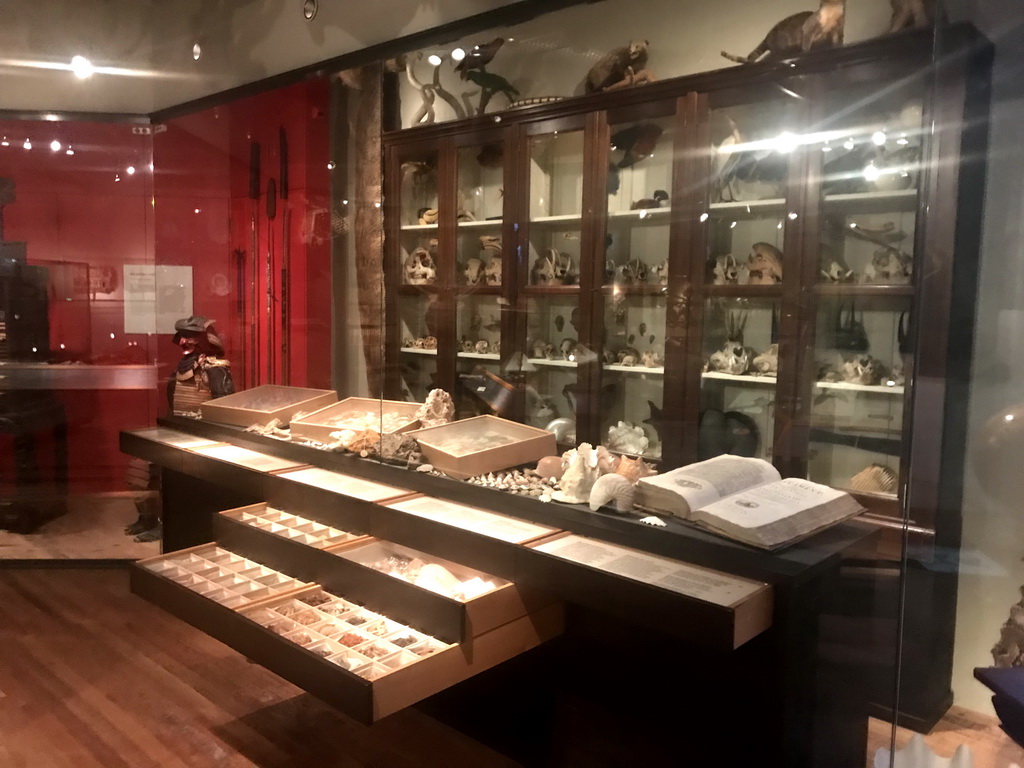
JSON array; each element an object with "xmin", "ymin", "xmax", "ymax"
[
  {"xmin": 167, "ymin": 315, "xmax": 235, "ymax": 415},
  {"xmin": 126, "ymin": 316, "xmax": 235, "ymax": 542}
]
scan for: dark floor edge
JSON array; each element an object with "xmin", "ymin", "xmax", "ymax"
[{"xmin": 0, "ymin": 559, "xmax": 135, "ymax": 569}]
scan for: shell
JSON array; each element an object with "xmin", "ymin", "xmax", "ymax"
[
  {"xmin": 535, "ymin": 455, "xmax": 565, "ymax": 480},
  {"xmin": 615, "ymin": 455, "xmax": 654, "ymax": 483},
  {"xmin": 849, "ymin": 464, "xmax": 898, "ymax": 494},
  {"xmin": 588, "ymin": 473, "xmax": 635, "ymax": 513}
]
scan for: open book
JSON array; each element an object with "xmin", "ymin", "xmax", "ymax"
[{"xmin": 635, "ymin": 455, "xmax": 866, "ymax": 550}]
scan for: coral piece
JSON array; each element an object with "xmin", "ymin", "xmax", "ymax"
[
  {"xmin": 553, "ymin": 443, "xmax": 601, "ymax": 503},
  {"xmin": 588, "ymin": 473, "xmax": 636, "ymax": 513},
  {"xmin": 605, "ymin": 422, "xmax": 649, "ymax": 455},
  {"xmin": 415, "ymin": 389, "xmax": 455, "ymax": 428},
  {"xmin": 348, "ymin": 429, "xmax": 381, "ymax": 457}
]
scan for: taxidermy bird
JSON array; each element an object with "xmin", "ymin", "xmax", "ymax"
[
  {"xmin": 721, "ymin": 0, "xmax": 845, "ymax": 64},
  {"xmin": 454, "ymin": 37, "xmax": 505, "ymax": 79},
  {"xmin": 586, "ymin": 40, "xmax": 649, "ymax": 93},
  {"xmin": 610, "ymin": 122, "xmax": 663, "ymax": 168}
]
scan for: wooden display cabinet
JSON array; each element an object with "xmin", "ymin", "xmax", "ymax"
[{"xmin": 382, "ymin": 27, "xmax": 991, "ymax": 545}]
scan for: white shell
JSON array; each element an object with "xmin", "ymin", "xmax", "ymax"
[{"xmin": 588, "ymin": 473, "xmax": 635, "ymax": 513}]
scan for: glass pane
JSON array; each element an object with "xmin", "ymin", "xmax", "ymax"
[
  {"xmin": 699, "ymin": 297, "xmax": 779, "ymax": 463},
  {"xmin": 599, "ymin": 113, "xmax": 674, "ymax": 460},
  {"xmin": 804, "ymin": 91, "xmax": 922, "ymax": 506},
  {"xmin": 518, "ymin": 129, "xmax": 585, "ymax": 446},
  {"xmin": 397, "ymin": 150, "xmax": 440, "ymax": 404},
  {"xmin": 706, "ymin": 102, "xmax": 794, "ymax": 288}
]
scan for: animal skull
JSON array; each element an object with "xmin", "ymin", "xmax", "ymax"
[
  {"xmin": 484, "ymin": 256, "xmax": 502, "ymax": 286},
  {"xmin": 404, "ymin": 247, "xmax": 436, "ymax": 285},
  {"xmin": 747, "ymin": 242, "xmax": 783, "ymax": 285},
  {"xmin": 464, "ymin": 257, "xmax": 484, "ymax": 285}
]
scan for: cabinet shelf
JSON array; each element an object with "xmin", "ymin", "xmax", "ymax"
[
  {"xmin": 702, "ymin": 372, "xmax": 777, "ymax": 386},
  {"xmin": 531, "ymin": 214, "xmax": 583, "ymax": 227},
  {"xmin": 457, "ymin": 352, "xmax": 500, "ymax": 361},
  {"xmin": 605, "ymin": 364, "xmax": 664, "ymax": 375},
  {"xmin": 607, "ymin": 207, "xmax": 672, "ymax": 223},
  {"xmin": 813, "ymin": 284, "xmax": 914, "ymax": 298},
  {"xmin": 703, "ymin": 285, "xmax": 783, "ymax": 298},
  {"xmin": 815, "ymin": 380, "xmax": 905, "ymax": 395},
  {"xmin": 400, "ymin": 223, "xmax": 439, "ymax": 231},
  {"xmin": 707, "ymin": 198, "xmax": 787, "ymax": 218},
  {"xmin": 601, "ymin": 284, "xmax": 668, "ymax": 296},
  {"xmin": 401, "ymin": 347, "xmax": 438, "ymax": 356},
  {"xmin": 822, "ymin": 189, "xmax": 917, "ymax": 213},
  {"xmin": 457, "ymin": 218, "xmax": 503, "ymax": 228},
  {"xmin": 525, "ymin": 357, "xmax": 577, "ymax": 369},
  {"xmin": 522, "ymin": 285, "xmax": 580, "ymax": 296}
]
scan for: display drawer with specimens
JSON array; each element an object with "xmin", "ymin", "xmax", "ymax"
[
  {"xmin": 132, "ymin": 539, "xmax": 563, "ymax": 723},
  {"xmin": 199, "ymin": 384, "xmax": 337, "ymax": 428}
]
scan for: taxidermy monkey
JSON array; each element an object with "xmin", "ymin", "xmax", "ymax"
[
  {"xmin": 586, "ymin": 40, "xmax": 649, "ymax": 93},
  {"xmin": 889, "ymin": 0, "xmax": 935, "ymax": 32},
  {"xmin": 721, "ymin": 0, "xmax": 845, "ymax": 64}
]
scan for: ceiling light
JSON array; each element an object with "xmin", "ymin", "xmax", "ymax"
[
  {"xmin": 114, "ymin": 173, "xmax": 121, "ymax": 182},
  {"xmin": 23, "ymin": 139, "xmax": 31, "ymax": 150},
  {"xmin": 788, "ymin": 211, "xmax": 798, "ymax": 220},
  {"xmin": 192, "ymin": 43, "xmax": 202, "ymax": 61},
  {"xmin": 302, "ymin": 0, "xmax": 318, "ymax": 21},
  {"xmin": 451, "ymin": 48, "xmax": 466, "ymax": 62},
  {"xmin": 863, "ymin": 163, "xmax": 880, "ymax": 182},
  {"xmin": 699, "ymin": 212, "xmax": 708, "ymax": 222},
  {"xmin": 427, "ymin": 54, "xmax": 443, "ymax": 66},
  {"xmin": 66, "ymin": 146, "xmax": 74, "ymax": 155},
  {"xmin": 2, "ymin": 137, "xmax": 10, "ymax": 147},
  {"xmin": 843, "ymin": 138, "xmax": 855, "ymax": 150},
  {"xmin": 70, "ymin": 55, "xmax": 94, "ymax": 79},
  {"xmin": 327, "ymin": 160, "xmax": 336, "ymax": 170},
  {"xmin": 50, "ymin": 140, "xmax": 61, "ymax": 152},
  {"xmin": 872, "ymin": 131, "xmax": 887, "ymax": 146},
  {"xmin": 775, "ymin": 131, "xmax": 799, "ymax": 153},
  {"xmin": 126, "ymin": 165, "xmax": 136, "ymax": 175}
]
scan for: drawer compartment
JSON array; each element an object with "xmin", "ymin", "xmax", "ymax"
[{"xmin": 130, "ymin": 552, "xmax": 563, "ymax": 723}]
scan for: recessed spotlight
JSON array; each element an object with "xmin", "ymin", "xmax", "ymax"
[
  {"xmin": 1, "ymin": 137, "xmax": 8, "ymax": 147},
  {"xmin": 23, "ymin": 139, "xmax": 31, "ymax": 150},
  {"xmin": 302, "ymin": 0, "xmax": 318, "ymax": 20},
  {"xmin": 872, "ymin": 131, "xmax": 887, "ymax": 146},
  {"xmin": 70, "ymin": 55, "xmax": 94, "ymax": 79},
  {"xmin": 192, "ymin": 43, "xmax": 202, "ymax": 61},
  {"xmin": 194, "ymin": 208, "xmax": 201, "ymax": 214},
  {"xmin": 788, "ymin": 211, "xmax": 798, "ymax": 220},
  {"xmin": 109, "ymin": 333, "xmax": 115, "ymax": 339},
  {"xmin": 50, "ymin": 140, "xmax": 61, "ymax": 152},
  {"xmin": 327, "ymin": 160, "xmax": 336, "ymax": 170},
  {"xmin": 863, "ymin": 163, "xmax": 880, "ymax": 182},
  {"xmin": 699, "ymin": 212, "xmax": 709, "ymax": 223},
  {"xmin": 66, "ymin": 145, "xmax": 74, "ymax": 155},
  {"xmin": 427, "ymin": 54, "xmax": 443, "ymax": 66},
  {"xmin": 451, "ymin": 48, "xmax": 466, "ymax": 62},
  {"xmin": 843, "ymin": 138, "xmax": 855, "ymax": 150},
  {"xmin": 126, "ymin": 166, "xmax": 136, "ymax": 175},
  {"xmin": 114, "ymin": 173, "xmax": 121, "ymax": 182}
]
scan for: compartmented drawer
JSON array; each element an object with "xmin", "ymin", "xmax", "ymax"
[
  {"xmin": 131, "ymin": 545, "xmax": 564, "ymax": 723},
  {"xmin": 213, "ymin": 507, "xmax": 554, "ymax": 643}
]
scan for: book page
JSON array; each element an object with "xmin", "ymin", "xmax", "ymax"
[
  {"xmin": 640, "ymin": 455, "xmax": 781, "ymax": 513},
  {"xmin": 532, "ymin": 534, "xmax": 767, "ymax": 606},
  {"xmin": 695, "ymin": 478, "xmax": 855, "ymax": 531}
]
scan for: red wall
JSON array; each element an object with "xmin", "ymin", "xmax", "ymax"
[
  {"xmin": 1, "ymin": 119, "xmax": 159, "ymax": 492},
  {"xmin": 1, "ymin": 77, "xmax": 332, "ymax": 493},
  {"xmin": 154, "ymin": 78, "xmax": 332, "ymax": 393}
]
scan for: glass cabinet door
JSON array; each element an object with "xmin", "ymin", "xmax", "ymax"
[
  {"xmin": 598, "ymin": 113, "xmax": 675, "ymax": 460},
  {"xmin": 453, "ymin": 141, "xmax": 507, "ymax": 419},
  {"xmin": 804, "ymin": 92, "xmax": 923, "ymax": 503},
  {"xmin": 698, "ymin": 101, "xmax": 796, "ymax": 464},
  {"xmin": 518, "ymin": 127, "xmax": 585, "ymax": 446},
  {"xmin": 396, "ymin": 150, "xmax": 440, "ymax": 402}
]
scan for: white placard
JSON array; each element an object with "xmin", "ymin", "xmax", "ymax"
[
  {"xmin": 191, "ymin": 444, "xmax": 305, "ymax": 473},
  {"xmin": 277, "ymin": 466, "xmax": 411, "ymax": 502},
  {"xmin": 123, "ymin": 264, "xmax": 193, "ymax": 334},
  {"xmin": 387, "ymin": 496, "xmax": 557, "ymax": 544},
  {"xmin": 531, "ymin": 534, "xmax": 766, "ymax": 607}
]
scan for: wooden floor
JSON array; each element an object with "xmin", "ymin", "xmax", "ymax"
[
  {"xmin": 0, "ymin": 494, "xmax": 158, "ymax": 560},
  {"xmin": 0, "ymin": 568, "xmax": 1021, "ymax": 768}
]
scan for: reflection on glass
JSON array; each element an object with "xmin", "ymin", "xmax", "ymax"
[
  {"xmin": 397, "ymin": 293, "xmax": 439, "ymax": 402},
  {"xmin": 699, "ymin": 297, "xmax": 779, "ymax": 464}
]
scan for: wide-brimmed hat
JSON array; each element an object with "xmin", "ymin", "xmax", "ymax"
[{"xmin": 173, "ymin": 315, "xmax": 224, "ymax": 354}]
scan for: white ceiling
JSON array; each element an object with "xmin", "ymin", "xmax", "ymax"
[{"xmin": 0, "ymin": 0, "xmax": 524, "ymax": 115}]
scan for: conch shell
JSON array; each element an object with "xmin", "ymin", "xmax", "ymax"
[
  {"xmin": 615, "ymin": 455, "xmax": 655, "ymax": 483},
  {"xmin": 589, "ymin": 473, "xmax": 635, "ymax": 513}
]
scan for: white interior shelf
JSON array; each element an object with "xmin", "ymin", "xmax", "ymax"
[
  {"xmin": 708, "ymin": 198, "xmax": 787, "ymax": 218},
  {"xmin": 604, "ymin": 364, "xmax": 664, "ymax": 375},
  {"xmin": 526, "ymin": 357, "xmax": 578, "ymax": 368},
  {"xmin": 531, "ymin": 213, "xmax": 583, "ymax": 226},
  {"xmin": 400, "ymin": 347, "xmax": 438, "ymax": 356},
  {"xmin": 457, "ymin": 352, "xmax": 501, "ymax": 360},
  {"xmin": 457, "ymin": 219, "xmax": 503, "ymax": 228},
  {"xmin": 400, "ymin": 223, "xmax": 440, "ymax": 231},
  {"xmin": 822, "ymin": 189, "xmax": 917, "ymax": 212},
  {"xmin": 607, "ymin": 207, "xmax": 671, "ymax": 223},
  {"xmin": 702, "ymin": 371, "xmax": 778, "ymax": 386},
  {"xmin": 815, "ymin": 380, "xmax": 905, "ymax": 395}
]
